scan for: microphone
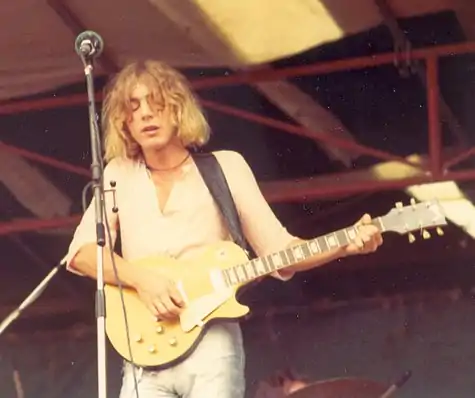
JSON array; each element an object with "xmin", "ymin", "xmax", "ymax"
[{"xmin": 75, "ymin": 30, "xmax": 104, "ymax": 59}]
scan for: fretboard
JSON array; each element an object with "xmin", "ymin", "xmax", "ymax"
[{"xmin": 221, "ymin": 217, "xmax": 383, "ymax": 287}]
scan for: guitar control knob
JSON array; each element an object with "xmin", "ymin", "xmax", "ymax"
[
  {"xmin": 148, "ymin": 345, "xmax": 156, "ymax": 353},
  {"xmin": 134, "ymin": 334, "xmax": 143, "ymax": 343},
  {"xmin": 168, "ymin": 338, "xmax": 177, "ymax": 346},
  {"xmin": 156, "ymin": 326, "xmax": 164, "ymax": 334}
]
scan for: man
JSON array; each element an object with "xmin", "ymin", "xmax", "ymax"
[
  {"xmin": 254, "ymin": 369, "xmax": 309, "ymax": 397},
  {"xmin": 64, "ymin": 60, "xmax": 383, "ymax": 398}
]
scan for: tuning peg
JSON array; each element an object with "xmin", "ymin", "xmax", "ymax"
[
  {"xmin": 436, "ymin": 227, "xmax": 444, "ymax": 236},
  {"xmin": 408, "ymin": 233, "xmax": 416, "ymax": 243},
  {"xmin": 422, "ymin": 229, "xmax": 431, "ymax": 239},
  {"xmin": 395, "ymin": 202, "xmax": 403, "ymax": 209},
  {"xmin": 410, "ymin": 198, "xmax": 416, "ymax": 206}
]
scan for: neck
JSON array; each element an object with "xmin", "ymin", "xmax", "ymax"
[{"xmin": 142, "ymin": 142, "xmax": 189, "ymax": 171}]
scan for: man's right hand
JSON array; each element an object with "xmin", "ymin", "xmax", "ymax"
[{"xmin": 131, "ymin": 269, "xmax": 185, "ymax": 320}]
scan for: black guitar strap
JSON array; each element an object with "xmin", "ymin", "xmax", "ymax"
[{"xmin": 192, "ymin": 152, "xmax": 250, "ymax": 255}]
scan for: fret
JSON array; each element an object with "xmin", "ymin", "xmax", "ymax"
[
  {"xmin": 301, "ymin": 242, "xmax": 312, "ymax": 258},
  {"xmin": 326, "ymin": 233, "xmax": 339, "ymax": 248},
  {"xmin": 261, "ymin": 256, "xmax": 271, "ymax": 273},
  {"xmin": 308, "ymin": 240, "xmax": 320, "ymax": 254},
  {"xmin": 266, "ymin": 255, "xmax": 275, "ymax": 272},
  {"xmin": 234, "ymin": 265, "xmax": 246, "ymax": 283},
  {"xmin": 345, "ymin": 226, "xmax": 358, "ymax": 241},
  {"xmin": 240, "ymin": 263, "xmax": 249, "ymax": 281},
  {"xmin": 244, "ymin": 262, "xmax": 256, "ymax": 280},
  {"xmin": 318, "ymin": 236, "xmax": 330, "ymax": 252},
  {"xmin": 253, "ymin": 258, "xmax": 267, "ymax": 275},
  {"xmin": 335, "ymin": 229, "xmax": 350, "ymax": 246},
  {"xmin": 282, "ymin": 249, "xmax": 292, "ymax": 265},
  {"xmin": 258, "ymin": 257, "xmax": 272, "ymax": 275},
  {"xmin": 271, "ymin": 253, "xmax": 283, "ymax": 269},
  {"xmin": 223, "ymin": 269, "xmax": 232, "ymax": 287},
  {"xmin": 342, "ymin": 228, "xmax": 351, "ymax": 245},
  {"xmin": 292, "ymin": 245, "xmax": 304, "ymax": 261},
  {"xmin": 249, "ymin": 260, "xmax": 259, "ymax": 277},
  {"xmin": 228, "ymin": 268, "xmax": 238, "ymax": 285}
]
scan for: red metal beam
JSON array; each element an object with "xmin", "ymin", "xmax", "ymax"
[
  {"xmin": 0, "ymin": 216, "xmax": 81, "ymax": 235},
  {"xmin": 0, "ymin": 92, "xmax": 98, "ymax": 115},
  {"xmin": 426, "ymin": 57, "xmax": 442, "ymax": 178},
  {"xmin": 201, "ymin": 99, "xmax": 422, "ymax": 167},
  {"xmin": 1, "ymin": 40, "xmax": 475, "ymax": 116},
  {"xmin": 261, "ymin": 169, "xmax": 475, "ymax": 203},
  {"xmin": 3, "ymin": 167, "xmax": 475, "ymax": 235},
  {"xmin": 193, "ymin": 41, "xmax": 475, "ymax": 89}
]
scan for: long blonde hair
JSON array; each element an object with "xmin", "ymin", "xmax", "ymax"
[{"xmin": 102, "ymin": 60, "xmax": 210, "ymax": 161}]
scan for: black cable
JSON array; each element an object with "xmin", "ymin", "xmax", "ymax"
[{"xmin": 102, "ymin": 193, "xmax": 140, "ymax": 398}]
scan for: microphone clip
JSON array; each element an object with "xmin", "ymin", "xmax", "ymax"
[{"xmin": 104, "ymin": 181, "xmax": 119, "ymax": 213}]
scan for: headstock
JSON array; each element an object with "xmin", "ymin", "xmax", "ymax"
[{"xmin": 381, "ymin": 198, "xmax": 447, "ymax": 242}]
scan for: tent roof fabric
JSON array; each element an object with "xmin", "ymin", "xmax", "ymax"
[{"xmin": 0, "ymin": 0, "xmax": 458, "ymax": 101}]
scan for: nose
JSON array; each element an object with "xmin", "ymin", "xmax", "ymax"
[{"xmin": 139, "ymin": 99, "xmax": 153, "ymax": 119}]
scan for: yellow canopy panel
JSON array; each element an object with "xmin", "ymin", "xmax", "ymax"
[{"xmin": 192, "ymin": 0, "xmax": 455, "ymax": 64}]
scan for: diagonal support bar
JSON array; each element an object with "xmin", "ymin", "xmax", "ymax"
[
  {"xmin": 0, "ymin": 142, "xmax": 90, "ymax": 177},
  {"xmin": 444, "ymin": 146, "xmax": 475, "ymax": 170},
  {"xmin": 201, "ymin": 99, "xmax": 423, "ymax": 167}
]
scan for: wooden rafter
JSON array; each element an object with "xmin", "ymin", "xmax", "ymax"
[
  {"xmin": 453, "ymin": 0, "xmax": 475, "ymax": 39},
  {"xmin": 147, "ymin": 0, "xmax": 359, "ymax": 166},
  {"xmin": 0, "ymin": 140, "xmax": 71, "ymax": 220}
]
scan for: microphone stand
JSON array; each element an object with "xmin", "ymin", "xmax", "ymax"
[
  {"xmin": 80, "ymin": 54, "xmax": 108, "ymax": 398},
  {"xmin": 0, "ymin": 261, "xmax": 65, "ymax": 336}
]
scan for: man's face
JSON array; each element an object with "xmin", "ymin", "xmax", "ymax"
[{"xmin": 125, "ymin": 82, "xmax": 176, "ymax": 153}]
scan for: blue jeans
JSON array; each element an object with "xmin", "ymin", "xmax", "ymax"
[{"xmin": 119, "ymin": 322, "xmax": 245, "ymax": 398}]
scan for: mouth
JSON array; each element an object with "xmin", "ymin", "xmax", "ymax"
[{"xmin": 142, "ymin": 125, "xmax": 160, "ymax": 135}]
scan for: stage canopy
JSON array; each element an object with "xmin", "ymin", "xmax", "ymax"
[{"xmin": 1, "ymin": 0, "xmax": 475, "ymax": 334}]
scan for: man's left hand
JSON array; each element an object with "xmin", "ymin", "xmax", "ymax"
[{"xmin": 344, "ymin": 213, "xmax": 383, "ymax": 256}]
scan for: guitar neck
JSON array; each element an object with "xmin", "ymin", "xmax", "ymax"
[{"xmin": 222, "ymin": 217, "xmax": 385, "ymax": 287}]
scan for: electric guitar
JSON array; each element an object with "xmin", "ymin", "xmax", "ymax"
[{"xmin": 104, "ymin": 199, "xmax": 447, "ymax": 368}]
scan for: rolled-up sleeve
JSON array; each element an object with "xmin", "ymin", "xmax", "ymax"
[
  {"xmin": 62, "ymin": 159, "xmax": 120, "ymax": 273},
  {"xmin": 216, "ymin": 151, "xmax": 297, "ymax": 280}
]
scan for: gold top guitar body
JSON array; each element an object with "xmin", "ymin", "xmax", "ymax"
[
  {"xmin": 105, "ymin": 241, "xmax": 250, "ymax": 369},
  {"xmin": 104, "ymin": 199, "xmax": 447, "ymax": 369}
]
